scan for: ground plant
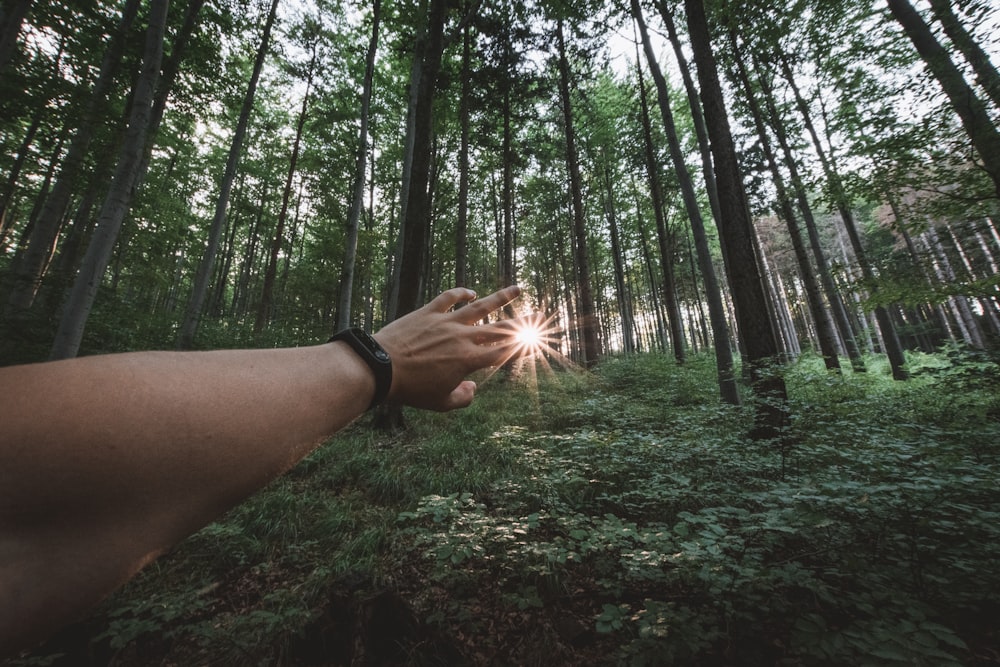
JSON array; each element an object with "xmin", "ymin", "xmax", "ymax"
[{"xmin": 12, "ymin": 349, "xmax": 1000, "ymax": 666}]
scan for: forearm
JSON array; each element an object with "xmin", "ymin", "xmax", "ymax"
[
  {"xmin": 0, "ymin": 343, "xmax": 372, "ymax": 651},
  {"xmin": 0, "ymin": 285, "xmax": 524, "ymax": 655}
]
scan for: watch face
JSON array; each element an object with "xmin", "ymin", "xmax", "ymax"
[{"xmin": 355, "ymin": 329, "xmax": 390, "ymax": 364}]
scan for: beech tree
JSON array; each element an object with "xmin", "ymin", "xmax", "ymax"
[
  {"xmin": 683, "ymin": 0, "xmax": 788, "ymax": 439},
  {"xmin": 178, "ymin": 0, "xmax": 280, "ymax": 349},
  {"xmin": 49, "ymin": 0, "xmax": 170, "ymax": 360}
]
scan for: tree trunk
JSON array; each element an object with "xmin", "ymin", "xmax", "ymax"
[
  {"xmin": 683, "ymin": 0, "xmax": 788, "ymax": 439},
  {"xmin": 393, "ymin": 0, "xmax": 447, "ymax": 320},
  {"xmin": 256, "ymin": 44, "xmax": 316, "ymax": 333},
  {"xmin": 927, "ymin": 0, "xmax": 1000, "ymax": 111},
  {"xmin": 336, "ymin": 0, "xmax": 380, "ymax": 330},
  {"xmin": 726, "ymin": 34, "xmax": 840, "ymax": 370},
  {"xmin": 654, "ymin": 0, "xmax": 722, "ymax": 229},
  {"xmin": 177, "ymin": 0, "xmax": 279, "ymax": 349},
  {"xmin": 753, "ymin": 54, "xmax": 865, "ymax": 371},
  {"xmin": 49, "ymin": 0, "xmax": 169, "ymax": 359},
  {"xmin": 0, "ymin": 0, "xmax": 32, "ymax": 71},
  {"xmin": 555, "ymin": 18, "xmax": 600, "ymax": 367},
  {"xmin": 886, "ymin": 0, "xmax": 1000, "ymax": 199},
  {"xmin": 4, "ymin": 0, "xmax": 140, "ymax": 315},
  {"xmin": 779, "ymin": 52, "xmax": 909, "ymax": 380},
  {"xmin": 455, "ymin": 9, "xmax": 470, "ymax": 288},
  {"xmin": 603, "ymin": 161, "xmax": 635, "ymax": 354},
  {"xmin": 633, "ymin": 0, "xmax": 740, "ymax": 403}
]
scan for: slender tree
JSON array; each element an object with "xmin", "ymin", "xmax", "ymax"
[
  {"xmin": 778, "ymin": 52, "xmax": 910, "ymax": 380},
  {"xmin": 886, "ymin": 0, "xmax": 1000, "ymax": 199},
  {"xmin": 683, "ymin": 0, "xmax": 788, "ymax": 439},
  {"xmin": 4, "ymin": 0, "xmax": 141, "ymax": 315},
  {"xmin": 336, "ymin": 0, "xmax": 380, "ymax": 330},
  {"xmin": 394, "ymin": 0, "xmax": 449, "ymax": 320},
  {"xmin": 178, "ymin": 0, "xmax": 280, "ymax": 349},
  {"xmin": 555, "ymin": 17, "xmax": 600, "ymax": 366},
  {"xmin": 49, "ymin": 0, "xmax": 169, "ymax": 360},
  {"xmin": 632, "ymin": 0, "xmax": 739, "ymax": 403},
  {"xmin": 726, "ymin": 28, "xmax": 840, "ymax": 370},
  {"xmin": 927, "ymin": 0, "xmax": 1000, "ymax": 111}
]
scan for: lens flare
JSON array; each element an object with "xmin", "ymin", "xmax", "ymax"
[{"xmin": 514, "ymin": 323, "xmax": 543, "ymax": 349}]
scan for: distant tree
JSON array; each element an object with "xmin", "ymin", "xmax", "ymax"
[{"xmin": 178, "ymin": 0, "xmax": 280, "ymax": 349}]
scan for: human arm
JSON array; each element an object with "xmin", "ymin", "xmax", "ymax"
[{"xmin": 0, "ymin": 285, "xmax": 521, "ymax": 655}]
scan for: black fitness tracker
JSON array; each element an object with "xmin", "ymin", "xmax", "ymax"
[{"xmin": 329, "ymin": 327, "xmax": 393, "ymax": 410}]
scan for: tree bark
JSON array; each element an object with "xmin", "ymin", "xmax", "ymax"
[
  {"xmin": 555, "ymin": 18, "xmax": 600, "ymax": 367},
  {"xmin": 927, "ymin": 0, "xmax": 1000, "ymax": 110},
  {"xmin": 683, "ymin": 0, "xmax": 788, "ymax": 439},
  {"xmin": 336, "ymin": 0, "xmax": 380, "ymax": 330},
  {"xmin": 393, "ymin": 0, "xmax": 447, "ymax": 320},
  {"xmin": 633, "ymin": 0, "xmax": 740, "ymax": 403},
  {"xmin": 49, "ymin": 0, "xmax": 169, "ymax": 359},
  {"xmin": 177, "ymin": 0, "xmax": 279, "ymax": 349},
  {"xmin": 0, "ymin": 0, "xmax": 32, "ymax": 71},
  {"xmin": 4, "ymin": 0, "xmax": 141, "ymax": 315}
]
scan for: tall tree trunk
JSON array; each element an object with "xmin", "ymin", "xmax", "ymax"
[
  {"xmin": 386, "ymin": 0, "xmax": 429, "ymax": 321},
  {"xmin": 633, "ymin": 0, "xmax": 740, "ymax": 403},
  {"xmin": 4, "ymin": 0, "xmax": 140, "ymax": 315},
  {"xmin": 256, "ymin": 44, "xmax": 316, "ymax": 333},
  {"xmin": 455, "ymin": 9, "xmax": 470, "ymax": 289},
  {"xmin": 779, "ymin": 52, "xmax": 909, "ymax": 380},
  {"xmin": 726, "ymin": 32, "xmax": 841, "ymax": 370},
  {"xmin": 555, "ymin": 18, "xmax": 600, "ymax": 367},
  {"xmin": 753, "ymin": 53, "xmax": 865, "ymax": 371},
  {"xmin": 603, "ymin": 160, "xmax": 635, "ymax": 354},
  {"xmin": 683, "ymin": 0, "xmax": 788, "ymax": 439},
  {"xmin": 177, "ymin": 0, "xmax": 279, "ymax": 349},
  {"xmin": 927, "ymin": 0, "xmax": 1000, "ymax": 111},
  {"xmin": 654, "ymin": 0, "xmax": 723, "ymax": 229},
  {"xmin": 886, "ymin": 0, "xmax": 1000, "ymax": 199},
  {"xmin": 394, "ymin": 0, "xmax": 447, "ymax": 320},
  {"xmin": 336, "ymin": 0, "xmax": 380, "ymax": 330},
  {"xmin": 0, "ymin": 0, "xmax": 32, "ymax": 71},
  {"xmin": 49, "ymin": 0, "xmax": 169, "ymax": 359}
]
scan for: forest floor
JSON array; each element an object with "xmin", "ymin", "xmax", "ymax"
[{"xmin": 10, "ymin": 348, "xmax": 1000, "ymax": 666}]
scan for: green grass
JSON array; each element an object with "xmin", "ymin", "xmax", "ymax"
[{"xmin": 13, "ymin": 348, "xmax": 1000, "ymax": 666}]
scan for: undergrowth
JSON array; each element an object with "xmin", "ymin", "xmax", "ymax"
[{"xmin": 11, "ymin": 348, "xmax": 1000, "ymax": 666}]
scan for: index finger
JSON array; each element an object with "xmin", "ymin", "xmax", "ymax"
[
  {"xmin": 456, "ymin": 285, "xmax": 521, "ymax": 323},
  {"xmin": 425, "ymin": 287, "xmax": 478, "ymax": 313}
]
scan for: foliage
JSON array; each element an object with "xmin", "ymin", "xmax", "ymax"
[{"xmin": 13, "ymin": 350, "xmax": 1000, "ymax": 665}]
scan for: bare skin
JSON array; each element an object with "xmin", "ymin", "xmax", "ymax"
[{"xmin": 0, "ymin": 285, "xmax": 523, "ymax": 656}]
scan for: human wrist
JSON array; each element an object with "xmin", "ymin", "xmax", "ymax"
[{"xmin": 329, "ymin": 328, "xmax": 392, "ymax": 410}]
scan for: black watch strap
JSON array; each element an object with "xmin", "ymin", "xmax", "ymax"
[{"xmin": 329, "ymin": 327, "xmax": 393, "ymax": 410}]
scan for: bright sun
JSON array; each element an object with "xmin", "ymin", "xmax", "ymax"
[{"xmin": 514, "ymin": 324, "xmax": 542, "ymax": 348}]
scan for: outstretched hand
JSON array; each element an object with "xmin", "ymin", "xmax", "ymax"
[{"xmin": 374, "ymin": 285, "xmax": 523, "ymax": 411}]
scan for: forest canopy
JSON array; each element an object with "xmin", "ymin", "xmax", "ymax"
[{"xmin": 1, "ymin": 0, "xmax": 997, "ymax": 378}]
